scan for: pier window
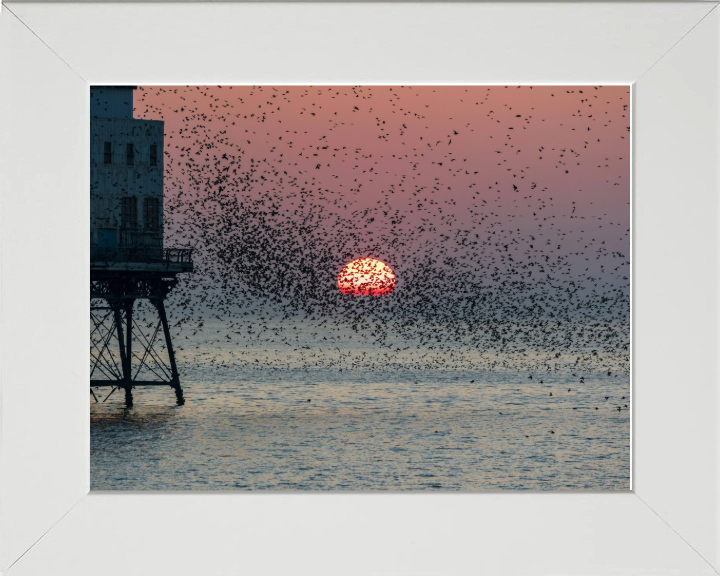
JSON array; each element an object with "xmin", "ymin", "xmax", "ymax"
[
  {"xmin": 150, "ymin": 144, "xmax": 158, "ymax": 166},
  {"xmin": 104, "ymin": 142, "xmax": 112, "ymax": 164},
  {"xmin": 144, "ymin": 197, "xmax": 160, "ymax": 229},
  {"xmin": 126, "ymin": 143, "xmax": 134, "ymax": 166},
  {"xmin": 121, "ymin": 197, "xmax": 138, "ymax": 229}
]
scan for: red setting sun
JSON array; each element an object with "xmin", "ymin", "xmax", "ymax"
[{"xmin": 337, "ymin": 258, "xmax": 396, "ymax": 296}]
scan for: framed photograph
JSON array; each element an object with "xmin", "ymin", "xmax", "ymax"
[
  {"xmin": 1, "ymin": 2, "xmax": 718, "ymax": 575},
  {"xmin": 88, "ymin": 82, "xmax": 632, "ymax": 493}
]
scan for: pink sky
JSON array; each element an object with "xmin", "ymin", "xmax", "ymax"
[{"xmin": 135, "ymin": 85, "xmax": 629, "ymax": 288}]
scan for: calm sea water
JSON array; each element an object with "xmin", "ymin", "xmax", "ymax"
[{"xmin": 91, "ymin": 321, "xmax": 630, "ymax": 491}]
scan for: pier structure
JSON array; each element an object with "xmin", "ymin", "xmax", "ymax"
[{"xmin": 90, "ymin": 86, "xmax": 192, "ymax": 408}]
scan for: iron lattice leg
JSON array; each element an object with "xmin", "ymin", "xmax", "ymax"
[
  {"xmin": 124, "ymin": 385, "xmax": 134, "ymax": 408},
  {"xmin": 113, "ymin": 302, "xmax": 133, "ymax": 408},
  {"xmin": 124, "ymin": 300, "xmax": 135, "ymax": 408},
  {"xmin": 92, "ymin": 277, "xmax": 186, "ymax": 407},
  {"xmin": 155, "ymin": 298, "xmax": 184, "ymax": 406}
]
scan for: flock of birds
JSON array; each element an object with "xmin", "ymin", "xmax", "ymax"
[{"xmin": 125, "ymin": 85, "xmax": 630, "ymax": 381}]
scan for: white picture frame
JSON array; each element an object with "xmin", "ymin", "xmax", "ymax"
[{"xmin": 0, "ymin": 2, "xmax": 718, "ymax": 574}]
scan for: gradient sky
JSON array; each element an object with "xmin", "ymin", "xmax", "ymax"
[{"xmin": 133, "ymin": 85, "xmax": 629, "ymax": 300}]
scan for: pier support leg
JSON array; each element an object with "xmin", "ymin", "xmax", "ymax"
[
  {"xmin": 113, "ymin": 302, "xmax": 133, "ymax": 408},
  {"xmin": 124, "ymin": 300, "xmax": 134, "ymax": 408},
  {"xmin": 93, "ymin": 279, "xmax": 186, "ymax": 407},
  {"xmin": 155, "ymin": 299, "xmax": 184, "ymax": 406}
]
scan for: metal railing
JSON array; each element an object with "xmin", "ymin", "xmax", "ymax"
[
  {"xmin": 91, "ymin": 246, "xmax": 193, "ymax": 265},
  {"xmin": 164, "ymin": 247, "xmax": 194, "ymax": 264}
]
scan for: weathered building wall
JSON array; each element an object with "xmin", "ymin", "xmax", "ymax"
[{"xmin": 90, "ymin": 116, "xmax": 164, "ymax": 250}]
